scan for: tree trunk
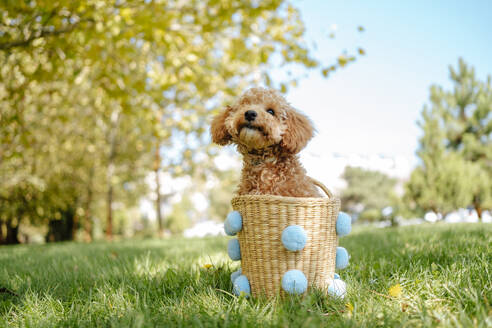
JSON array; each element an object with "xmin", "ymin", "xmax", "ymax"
[
  {"xmin": 84, "ymin": 169, "xmax": 94, "ymax": 242},
  {"xmin": 390, "ymin": 215, "xmax": 398, "ymax": 227},
  {"xmin": 72, "ymin": 211, "xmax": 79, "ymax": 241},
  {"xmin": 5, "ymin": 219, "xmax": 20, "ymax": 244},
  {"xmin": 106, "ymin": 181, "xmax": 113, "ymax": 239},
  {"xmin": 70, "ymin": 197, "xmax": 81, "ymax": 240},
  {"xmin": 46, "ymin": 209, "xmax": 75, "ymax": 242},
  {"xmin": 441, "ymin": 211, "xmax": 448, "ymax": 221},
  {"xmin": 84, "ymin": 206, "xmax": 93, "ymax": 242},
  {"xmin": 475, "ymin": 204, "xmax": 483, "ymax": 222},
  {"xmin": 105, "ymin": 110, "xmax": 120, "ymax": 240},
  {"xmin": 0, "ymin": 222, "xmax": 4, "ymax": 244},
  {"xmin": 154, "ymin": 145, "xmax": 164, "ymax": 235}
]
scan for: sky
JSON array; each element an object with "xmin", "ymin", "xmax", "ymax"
[
  {"xmin": 143, "ymin": 1, "xmax": 492, "ymax": 219},
  {"xmin": 284, "ymin": 0, "xmax": 492, "ymax": 166}
]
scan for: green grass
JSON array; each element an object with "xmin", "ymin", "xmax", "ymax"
[{"xmin": 0, "ymin": 223, "xmax": 491, "ymax": 327}]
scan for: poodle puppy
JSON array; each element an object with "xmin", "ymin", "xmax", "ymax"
[{"xmin": 211, "ymin": 87, "xmax": 321, "ymax": 197}]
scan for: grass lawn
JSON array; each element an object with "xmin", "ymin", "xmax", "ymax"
[{"xmin": 0, "ymin": 223, "xmax": 491, "ymax": 327}]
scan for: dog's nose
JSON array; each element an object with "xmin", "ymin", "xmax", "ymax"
[{"xmin": 245, "ymin": 110, "xmax": 257, "ymax": 122}]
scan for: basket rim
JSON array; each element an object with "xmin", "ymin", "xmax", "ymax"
[{"xmin": 231, "ymin": 193, "xmax": 340, "ymax": 204}]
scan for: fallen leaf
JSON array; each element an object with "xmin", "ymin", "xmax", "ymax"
[
  {"xmin": 388, "ymin": 284, "xmax": 402, "ymax": 298},
  {"xmin": 346, "ymin": 302, "xmax": 354, "ymax": 314}
]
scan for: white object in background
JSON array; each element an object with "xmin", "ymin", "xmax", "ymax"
[
  {"xmin": 183, "ymin": 220, "xmax": 225, "ymax": 238},
  {"xmin": 424, "ymin": 212, "xmax": 438, "ymax": 223}
]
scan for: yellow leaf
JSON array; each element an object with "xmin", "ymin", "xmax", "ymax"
[
  {"xmin": 186, "ymin": 54, "xmax": 198, "ymax": 62},
  {"xmin": 337, "ymin": 55, "xmax": 348, "ymax": 67},
  {"xmin": 203, "ymin": 264, "xmax": 212, "ymax": 269},
  {"xmin": 388, "ymin": 284, "xmax": 402, "ymax": 297},
  {"xmin": 120, "ymin": 8, "xmax": 133, "ymax": 21},
  {"xmin": 345, "ymin": 302, "xmax": 354, "ymax": 313}
]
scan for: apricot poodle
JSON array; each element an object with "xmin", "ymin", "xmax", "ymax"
[{"xmin": 211, "ymin": 87, "xmax": 320, "ymax": 197}]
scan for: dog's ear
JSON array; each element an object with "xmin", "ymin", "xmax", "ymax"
[
  {"xmin": 280, "ymin": 109, "xmax": 314, "ymax": 153},
  {"xmin": 211, "ymin": 105, "xmax": 233, "ymax": 145}
]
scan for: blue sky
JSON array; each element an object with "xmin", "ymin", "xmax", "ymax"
[
  {"xmin": 147, "ymin": 1, "xmax": 492, "ymax": 218},
  {"xmin": 285, "ymin": 0, "xmax": 492, "ymax": 162}
]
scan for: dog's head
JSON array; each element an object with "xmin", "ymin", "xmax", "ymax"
[{"xmin": 211, "ymin": 87, "xmax": 314, "ymax": 154}]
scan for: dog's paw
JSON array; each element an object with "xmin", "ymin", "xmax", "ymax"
[
  {"xmin": 281, "ymin": 225, "xmax": 307, "ymax": 251},
  {"xmin": 336, "ymin": 212, "xmax": 352, "ymax": 237},
  {"xmin": 224, "ymin": 211, "xmax": 242, "ymax": 236}
]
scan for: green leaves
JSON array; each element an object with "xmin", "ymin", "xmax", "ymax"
[
  {"xmin": 405, "ymin": 59, "xmax": 492, "ymax": 218},
  {"xmin": 1, "ymin": 0, "xmax": 364, "ymax": 241},
  {"xmin": 341, "ymin": 166, "xmax": 397, "ymax": 222}
]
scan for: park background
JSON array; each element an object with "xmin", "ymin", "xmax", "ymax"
[
  {"xmin": 1, "ymin": 0, "xmax": 490, "ymax": 243},
  {"xmin": 0, "ymin": 1, "xmax": 491, "ymax": 326}
]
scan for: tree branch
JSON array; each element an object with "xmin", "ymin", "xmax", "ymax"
[{"xmin": 0, "ymin": 18, "xmax": 93, "ymax": 51}]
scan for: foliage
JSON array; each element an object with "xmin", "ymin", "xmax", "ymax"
[
  {"xmin": 165, "ymin": 194, "xmax": 193, "ymax": 234},
  {"xmin": 405, "ymin": 59, "xmax": 492, "ymax": 219},
  {"xmin": 357, "ymin": 208, "xmax": 381, "ymax": 223},
  {"xmin": 0, "ymin": 224, "xmax": 490, "ymax": 326},
  {"xmin": 405, "ymin": 152, "xmax": 482, "ymax": 216},
  {"xmin": 208, "ymin": 168, "xmax": 240, "ymax": 222},
  {"xmin": 340, "ymin": 166, "xmax": 397, "ymax": 222},
  {"xmin": 0, "ymin": 0, "xmax": 364, "ymax": 243}
]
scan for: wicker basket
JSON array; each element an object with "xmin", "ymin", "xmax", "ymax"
[{"xmin": 231, "ymin": 178, "xmax": 340, "ymax": 297}]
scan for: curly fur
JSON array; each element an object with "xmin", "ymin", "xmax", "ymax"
[{"xmin": 211, "ymin": 87, "xmax": 320, "ymax": 197}]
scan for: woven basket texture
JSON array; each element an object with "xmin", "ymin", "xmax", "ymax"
[{"xmin": 231, "ymin": 179, "xmax": 340, "ymax": 297}]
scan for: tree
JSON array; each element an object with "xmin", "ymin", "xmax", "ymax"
[
  {"xmin": 340, "ymin": 166, "xmax": 397, "ymax": 222},
  {"xmin": 0, "ymin": 0, "xmax": 365, "ymax": 243},
  {"xmin": 405, "ymin": 59, "xmax": 491, "ymax": 220},
  {"xmin": 208, "ymin": 168, "xmax": 240, "ymax": 222},
  {"xmin": 166, "ymin": 194, "xmax": 194, "ymax": 235}
]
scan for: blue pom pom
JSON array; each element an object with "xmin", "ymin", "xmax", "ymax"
[
  {"xmin": 224, "ymin": 222, "xmax": 235, "ymax": 236},
  {"xmin": 224, "ymin": 211, "xmax": 242, "ymax": 236},
  {"xmin": 281, "ymin": 270, "xmax": 308, "ymax": 295},
  {"xmin": 336, "ymin": 246, "xmax": 349, "ymax": 269},
  {"xmin": 227, "ymin": 239, "xmax": 241, "ymax": 261},
  {"xmin": 334, "ymin": 273, "xmax": 340, "ymax": 280},
  {"xmin": 281, "ymin": 225, "xmax": 307, "ymax": 251},
  {"xmin": 233, "ymin": 275, "xmax": 250, "ymax": 297},
  {"xmin": 327, "ymin": 278, "xmax": 346, "ymax": 298},
  {"xmin": 231, "ymin": 268, "xmax": 242, "ymax": 283},
  {"xmin": 336, "ymin": 212, "xmax": 352, "ymax": 236}
]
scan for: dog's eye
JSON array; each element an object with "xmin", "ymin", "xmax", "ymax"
[{"xmin": 266, "ymin": 108, "xmax": 275, "ymax": 116}]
